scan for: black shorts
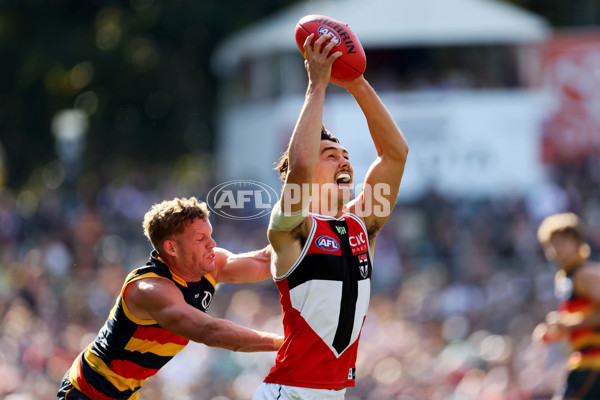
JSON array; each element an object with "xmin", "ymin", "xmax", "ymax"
[
  {"xmin": 561, "ymin": 369, "xmax": 600, "ymax": 400},
  {"xmin": 57, "ymin": 372, "xmax": 92, "ymax": 400}
]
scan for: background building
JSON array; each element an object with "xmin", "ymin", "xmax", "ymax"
[{"xmin": 1, "ymin": 0, "xmax": 600, "ymax": 399}]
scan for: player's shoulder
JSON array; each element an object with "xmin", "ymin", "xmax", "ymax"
[
  {"xmin": 574, "ymin": 262, "xmax": 600, "ymax": 283},
  {"xmin": 268, "ymin": 215, "xmax": 312, "ymax": 244}
]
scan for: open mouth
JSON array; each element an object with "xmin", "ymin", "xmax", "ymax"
[{"xmin": 336, "ymin": 173, "xmax": 352, "ymax": 186}]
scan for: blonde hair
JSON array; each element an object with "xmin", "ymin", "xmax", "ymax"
[
  {"xmin": 537, "ymin": 212, "xmax": 584, "ymax": 246},
  {"xmin": 142, "ymin": 197, "xmax": 209, "ymax": 253}
]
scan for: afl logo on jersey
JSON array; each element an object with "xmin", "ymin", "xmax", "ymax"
[{"xmin": 316, "ymin": 235, "xmax": 340, "ymax": 252}]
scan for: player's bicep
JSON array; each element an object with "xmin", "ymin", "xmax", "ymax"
[{"xmin": 127, "ymin": 278, "xmax": 193, "ymax": 330}]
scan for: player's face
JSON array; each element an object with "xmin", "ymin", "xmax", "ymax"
[
  {"xmin": 313, "ymin": 140, "xmax": 354, "ymax": 207},
  {"xmin": 168, "ymin": 218, "xmax": 216, "ymax": 276},
  {"xmin": 549, "ymin": 233, "xmax": 581, "ymax": 266}
]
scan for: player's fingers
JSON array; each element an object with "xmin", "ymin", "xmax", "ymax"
[
  {"xmin": 322, "ymin": 37, "xmax": 339, "ymax": 55},
  {"xmin": 313, "ymin": 34, "xmax": 331, "ymax": 53},
  {"xmin": 302, "ymin": 33, "xmax": 315, "ymax": 58},
  {"xmin": 303, "ymin": 33, "xmax": 315, "ymax": 55},
  {"xmin": 328, "ymin": 51, "xmax": 343, "ymax": 62},
  {"xmin": 329, "ymin": 51, "xmax": 343, "ymax": 60}
]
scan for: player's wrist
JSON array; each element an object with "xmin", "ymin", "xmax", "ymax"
[
  {"xmin": 345, "ymin": 76, "xmax": 370, "ymax": 95},
  {"xmin": 307, "ymin": 80, "xmax": 329, "ymax": 93}
]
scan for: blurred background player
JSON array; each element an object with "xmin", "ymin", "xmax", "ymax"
[
  {"xmin": 533, "ymin": 212, "xmax": 600, "ymax": 400},
  {"xmin": 58, "ymin": 197, "xmax": 283, "ymax": 400},
  {"xmin": 253, "ymin": 33, "xmax": 408, "ymax": 399}
]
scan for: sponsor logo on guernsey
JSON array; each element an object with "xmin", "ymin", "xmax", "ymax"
[
  {"xmin": 316, "ymin": 235, "xmax": 340, "ymax": 252},
  {"xmin": 349, "ymin": 231, "xmax": 368, "ymax": 254}
]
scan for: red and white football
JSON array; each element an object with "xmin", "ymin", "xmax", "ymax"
[{"xmin": 295, "ymin": 14, "xmax": 366, "ymax": 81}]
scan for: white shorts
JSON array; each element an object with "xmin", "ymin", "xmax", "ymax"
[{"xmin": 253, "ymin": 382, "xmax": 346, "ymax": 400}]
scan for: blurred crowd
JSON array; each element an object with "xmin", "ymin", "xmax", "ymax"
[{"xmin": 1, "ymin": 154, "xmax": 600, "ymax": 400}]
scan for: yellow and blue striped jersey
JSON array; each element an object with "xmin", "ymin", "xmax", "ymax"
[{"xmin": 68, "ymin": 251, "xmax": 216, "ymax": 399}]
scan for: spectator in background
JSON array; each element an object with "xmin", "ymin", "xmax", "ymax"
[
  {"xmin": 533, "ymin": 212, "xmax": 600, "ymax": 400},
  {"xmin": 57, "ymin": 197, "xmax": 282, "ymax": 400}
]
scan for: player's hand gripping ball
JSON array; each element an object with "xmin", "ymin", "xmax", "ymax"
[{"xmin": 295, "ymin": 15, "xmax": 366, "ymax": 81}]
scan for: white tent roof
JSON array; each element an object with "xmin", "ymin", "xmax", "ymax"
[{"xmin": 213, "ymin": 0, "xmax": 550, "ymax": 70}]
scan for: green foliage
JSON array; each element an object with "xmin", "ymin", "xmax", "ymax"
[
  {"xmin": 0, "ymin": 0, "xmax": 299, "ymax": 188},
  {"xmin": 1, "ymin": 0, "xmax": 599, "ymax": 188}
]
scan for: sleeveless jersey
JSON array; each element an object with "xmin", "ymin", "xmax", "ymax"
[
  {"xmin": 68, "ymin": 251, "xmax": 216, "ymax": 399},
  {"xmin": 556, "ymin": 264, "xmax": 600, "ymax": 371},
  {"xmin": 264, "ymin": 212, "xmax": 372, "ymax": 390}
]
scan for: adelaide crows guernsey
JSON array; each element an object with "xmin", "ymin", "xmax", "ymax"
[
  {"xmin": 556, "ymin": 264, "xmax": 600, "ymax": 371},
  {"xmin": 264, "ymin": 212, "xmax": 372, "ymax": 389},
  {"xmin": 67, "ymin": 251, "xmax": 215, "ymax": 399}
]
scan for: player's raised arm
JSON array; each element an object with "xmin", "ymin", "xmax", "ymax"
[
  {"xmin": 267, "ymin": 34, "xmax": 341, "ymax": 270},
  {"xmin": 337, "ymin": 76, "xmax": 409, "ymax": 240}
]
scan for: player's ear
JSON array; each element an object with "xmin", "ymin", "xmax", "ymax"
[{"xmin": 163, "ymin": 239, "xmax": 176, "ymax": 257}]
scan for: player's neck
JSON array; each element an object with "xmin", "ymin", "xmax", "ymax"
[
  {"xmin": 160, "ymin": 256, "xmax": 207, "ymax": 282},
  {"xmin": 560, "ymin": 245, "xmax": 590, "ymax": 272}
]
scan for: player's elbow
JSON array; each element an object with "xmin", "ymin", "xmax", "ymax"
[{"xmin": 386, "ymin": 141, "xmax": 409, "ymax": 164}]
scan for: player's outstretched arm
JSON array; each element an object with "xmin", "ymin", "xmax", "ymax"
[
  {"xmin": 212, "ymin": 246, "xmax": 272, "ymax": 283},
  {"xmin": 336, "ymin": 76, "xmax": 409, "ymax": 238},
  {"xmin": 268, "ymin": 34, "xmax": 341, "ymax": 274},
  {"xmin": 124, "ymin": 278, "xmax": 283, "ymax": 352},
  {"xmin": 276, "ymin": 34, "xmax": 341, "ymax": 219}
]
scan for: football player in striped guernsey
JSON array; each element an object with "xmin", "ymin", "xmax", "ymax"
[
  {"xmin": 253, "ymin": 33, "xmax": 408, "ymax": 399},
  {"xmin": 58, "ymin": 197, "xmax": 283, "ymax": 400},
  {"xmin": 534, "ymin": 212, "xmax": 600, "ymax": 400}
]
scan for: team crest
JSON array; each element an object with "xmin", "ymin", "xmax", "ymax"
[
  {"xmin": 316, "ymin": 235, "xmax": 340, "ymax": 252},
  {"xmin": 358, "ymin": 254, "xmax": 369, "ymax": 278},
  {"xmin": 202, "ymin": 291, "xmax": 213, "ymax": 310}
]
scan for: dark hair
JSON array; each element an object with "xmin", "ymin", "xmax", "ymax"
[
  {"xmin": 142, "ymin": 197, "xmax": 209, "ymax": 253},
  {"xmin": 275, "ymin": 126, "xmax": 339, "ymax": 182}
]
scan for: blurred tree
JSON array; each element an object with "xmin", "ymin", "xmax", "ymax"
[
  {"xmin": 1, "ymin": 0, "xmax": 599, "ymax": 189},
  {"xmin": 0, "ymin": 0, "xmax": 299, "ymax": 188},
  {"xmin": 505, "ymin": 0, "xmax": 600, "ymax": 27}
]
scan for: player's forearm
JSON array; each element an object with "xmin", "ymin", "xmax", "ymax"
[
  {"xmin": 347, "ymin": 79, "xmax": 408, "ymax": 161},
  {"xmin": 194, "ymin": 317, "xmax": 281, "ymax": 352},
  {"xmin": 287, "ymin": 84, "xmax": 327, "ymax": 179},
  {"xmin": 222, "ymin": 246, "xmax": 272, "ymax": 283},
  {"xmin": 155, "ymin": 305, "xmax": 280, "ymax": 352}
]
